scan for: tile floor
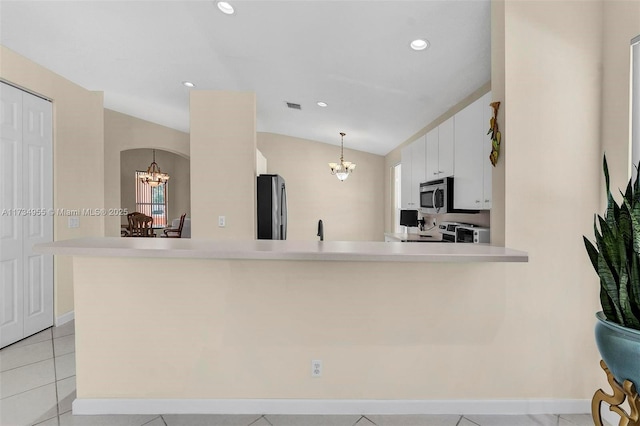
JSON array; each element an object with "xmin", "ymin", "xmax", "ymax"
[{"xmin": 1, "ymin": 322, "xmax": 600, "ymax": 426}]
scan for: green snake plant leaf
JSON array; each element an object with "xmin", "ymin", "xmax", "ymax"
[
  {"xmin": 597, "ymin": 215, "xmax": 621, "ymax": 281},
  {"xmin": 585, "ymin": 155, "xmax": 640, "ymax": 331},
  {"xmin": 584, "ymin": 236, "xmax": 598, "ymax": 272},
  {"xmin": 598, "ymin": 252, "xmax": 624, "ymax": 324}
]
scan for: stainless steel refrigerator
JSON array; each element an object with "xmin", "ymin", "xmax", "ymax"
[{"xmin": 257, "ymin": 174, "xmax": 287, "ymax": 240}]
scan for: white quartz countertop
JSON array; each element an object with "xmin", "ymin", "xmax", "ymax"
[{"xmin": 35, "ymin": 237, "xmax": 528, "ymax": 263}]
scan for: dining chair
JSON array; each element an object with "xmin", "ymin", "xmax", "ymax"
[
  {"xmin": 162, "ymin": 213, "xmax": 186, "ymax": 238},
  {"xmin": 128, "ymin": 212, "xmax": 155, "ymax": 237}
]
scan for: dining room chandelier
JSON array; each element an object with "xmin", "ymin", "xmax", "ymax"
[
  {"xmin": 139, "ymin": 149, "xmax": 169, "ymax": 187},
  {"xmin": 328, "ymin": 132, "xmax": 356, "ymax": 181}
]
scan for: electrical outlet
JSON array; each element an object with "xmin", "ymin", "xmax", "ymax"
[
  {"xmin": 68, "ymin": 216, "xmax": 79, "ymax": 228},
  {"xmin": 218, "ymin": 216, "xmax": 225, "ymax": 227},
  {"xmin": 311, "ymin": 359, "xmax": 322, "ymax": 377}
]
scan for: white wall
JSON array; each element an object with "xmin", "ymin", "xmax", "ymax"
[
  {"xmin": 120, "ymin": 148, "xmax": 190, "ymax": 224},
  {"xmin": 258, "ymin": 132, "xmax": 385, "ymax": 241},
  {"xmin": 104, "ymin": 109, "xmax": 190, "ymax": 237},
  {"xmin": 0, "ymin": 45, "xmax": 105, "ymax": 318}
]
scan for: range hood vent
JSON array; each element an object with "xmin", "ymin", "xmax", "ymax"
[{"xmin": 286, "ymin": 102, "xmax": 301, "ymax": 110}]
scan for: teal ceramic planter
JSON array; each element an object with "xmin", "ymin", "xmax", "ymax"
[{"xmin": 594, "ymin": 311, "xmax": 640, "ymax": 387}]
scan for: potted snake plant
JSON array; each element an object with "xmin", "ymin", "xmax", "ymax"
[{"xmin": 583, "ymin": 155, "xmax": 640, "ymax": 393}]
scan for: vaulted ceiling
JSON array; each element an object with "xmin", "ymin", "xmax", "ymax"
[{"xmin": 0, "ymin": 1, "xmax": 490, "ymax": 155}]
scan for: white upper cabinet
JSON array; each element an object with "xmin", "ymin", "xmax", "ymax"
[
  {"xmin": 454, "ymin": 92, "xmax": 491, "ymax": 210},
  {"xmin": 400, "ymin": 136, "xmax": 426, "ymax": 209},
  {"xmin": 425, "ymin": 127, "xmax": 439, "ymax": 181},
  {"xmin": 425, "ymin": 117, "xmax": 454, "ymax": 182},
  {"xmin": 438, "ymin": 117, "xmax": 454, "ymax": 178}
]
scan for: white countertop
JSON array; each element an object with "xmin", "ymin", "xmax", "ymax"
[{"xmin": 35, "ymin": 237, "xmax": 528, "ymax": 263}]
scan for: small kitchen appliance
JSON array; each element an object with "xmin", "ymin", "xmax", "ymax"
[
  {"xmin": 420, "ymin": 177, "xmax": 478, "ymax": 214},
  {"xmin": 456, "ymin": 225, "xmax": 490, "ymax": 243},
  {"xmin": 437, "ymin": 221, "xmax": 465, "ymax": 243}
]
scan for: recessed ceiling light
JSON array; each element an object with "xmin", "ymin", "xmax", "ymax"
[
  {"xmin": 410, "ymin": 39, "xmax": 430, "ymax": 51},
  {"xmin": 217, "ymin": 2, "xmax": 234, "ymax": 15},
  {"xmin": 317, "ymin": 101, "xmax": 328, "ymax": 107},
  {"xmin": 182, "ymin": 81, "xmax": 196, "ymax": 88}
]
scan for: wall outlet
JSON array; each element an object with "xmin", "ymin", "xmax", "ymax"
[
  {"xmin": 68, "ymin": 216, "xmax": 79, "ymax": 228},
  {"xmin": 311, "ymin": 359, "xmax": 322, "ymax": 377},
  {"xmin": 218, "ymin": 216, "xmax": 225, "ymax": 227}
]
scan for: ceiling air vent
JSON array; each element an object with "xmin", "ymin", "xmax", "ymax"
[{"xmin": 286, "ymin": 102, "xmax": 302, "ymax": 110}]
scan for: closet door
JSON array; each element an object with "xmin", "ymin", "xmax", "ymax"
[
  {"xmin": 21, "ymin": 91, "xmax": 53, "ymax": 337},
  {"xmin": 0, "ymin": 82, "xmax": 53, "ymax": 347},
  {"xmin": 0, "ymin": 83, "xmax": 25, "ymax": 347}
]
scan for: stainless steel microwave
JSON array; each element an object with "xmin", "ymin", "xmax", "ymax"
[{"xmin": 420, "ymin": 177, "xmax": 478, "ymax": 214}]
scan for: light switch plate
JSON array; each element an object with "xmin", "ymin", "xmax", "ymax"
[
  {"xmin": 68, "ymin": 216, "xmax": 79, "ymax": 228},
  {"xmin": 218, "ymin": 216, "xmax": 225, "ymax": 227}
]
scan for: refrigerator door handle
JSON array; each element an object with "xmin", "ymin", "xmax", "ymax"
[{"xmin": 280, "ymin": 182, "xmax": 287, "ymax": 240}]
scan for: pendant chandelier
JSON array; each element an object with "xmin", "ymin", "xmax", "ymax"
[
  {"xmin": 328, "ymin": 132, "xmax": 356, "ymax": 181},
  {"xmin": 139, "ymin": 149, "xmax": 169, "ymax": 187}
]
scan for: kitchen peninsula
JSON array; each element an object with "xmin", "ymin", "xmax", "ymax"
[{"xmin": 36, "ymin": 238, "xmax": 527, "ymax": 415}]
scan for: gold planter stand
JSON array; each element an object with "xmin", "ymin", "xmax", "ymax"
[{"xmin": 592, "ymin": 360, "xmax": 640, "ymax": 426}]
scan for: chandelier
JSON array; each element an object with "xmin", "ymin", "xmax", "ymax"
[
  {"xmin": 139, "ymin": 150, "xmax": 169, "ymax": 187},
  {"xmin": 328, "ymin": 132, "xmax": 356, "ymax": 181}
]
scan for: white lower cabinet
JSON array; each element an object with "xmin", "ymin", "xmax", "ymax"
[{"xmin": 453, "ymin": 92, "xmax": 492, "ymax": 210}]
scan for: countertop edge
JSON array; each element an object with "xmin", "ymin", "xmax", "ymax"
[{"xmin": 34, "ymin": 238, "xmax": 529, "ymax": 263}]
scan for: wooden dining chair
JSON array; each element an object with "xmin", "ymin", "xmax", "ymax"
[
  {"xmin": 128, "ymin": 212, "xmax": 155, "ymax": 237},
  {"xmin": 162, "ymin": 213, "xmax": 186, "ymax": 238}
]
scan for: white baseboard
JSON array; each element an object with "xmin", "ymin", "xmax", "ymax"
[
  {"xmin": 72, "ymin": 398, "xmax": 592, "ymax": 416},
  {"xmin": 55, "ymin": 310, "xmax": 74, "ymax": 326}
]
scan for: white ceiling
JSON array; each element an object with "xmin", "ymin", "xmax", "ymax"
[{"xmin": 0, "ymin": 0, "xmax": 490, "ymax": 156}]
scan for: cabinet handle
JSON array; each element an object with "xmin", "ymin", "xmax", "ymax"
[
  {"xmin": 433, "ymin": 172, "xmax": 438, "ymax": 175},
  {"xmin": 485, "ymin": 199, "xmax": 490, "ymax": 203},
  {"xmin": 475, "ymin": 200, "xmax": 480, "ymax": 203}
]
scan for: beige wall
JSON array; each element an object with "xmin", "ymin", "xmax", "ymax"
[
  {"xmin": 383, "ymin": 83, "xmax": 492, "ymax": 233},
  {"xmin": 500, "ymin": 0, "xmax": 605, "ymax": 395},
  {"xmin": 601, "ymin": 1, "xmax": 640, "ymax": 197},
  {"xmin": 0, "ymin": 46, "xmax": 105, "ymax": 319},
  {"xmin": 120, "ymin": 149, "xmax": 190, "ymax": 226},
  {"xmin": 104, "ymin": 109, "xmax": 190, "ymax": 237},
  {"xmin": 190, "ymin": 91, "xmax": 256, "ymax": 240},
  {"xmin": 258, "ymin": 133, "xmax": 385, "ymax": 241}
]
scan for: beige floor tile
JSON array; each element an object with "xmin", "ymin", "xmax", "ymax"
[
  {"xmin": 55, "ymin": 352, "xmax": 76, "ymax": 380},
  {"xmin": 464, "ymin": 414, "xmax": 559, "ymax": 426},
  {"xmin": 141, "ymin": 417, "xmax": 166, "ymax": 426},
  {"xmin": 56, "ymin": 375, "xmax": 76, "ymax": 414},
  {"xmin": 249, "ymin": 418, "xmax": 273, "ymax": 426},
  {"xmin": 366, "ymin": 415, "xmax": 461, "ymax": 426},
  {"xmin": 34, "ymin": 416, "xmax": 60, "ymax": 426},
  {"xmin": 0, "ymin": 340, "xmax": 53, "ymax": 372},
  {"xmin": 163, "ymin": 414, "xmax": 264, "ymax": 426},
  {"xmin": 53, "ymin": 334, "xmax": 76, "ymax": 357},
  {"xmin": 0, "ymin": 382, "xmax": 58, "ymax": 426},
  {"xmin": 458, "ymin": 419, "xmax": 480, "ymax": 426},
  {"xmin": 59, "ymin": 412, "xmax": 158, "ymax": 426},
  {"xmin": 0, "ymin": 358, "xmax": 56, "ymax": 399},
  {"xmin": 265, "ymin": 415, "xmax": 362, "ymax": 426},
  {"xmin": 5, "ymin": 328, "xmax": 52, "ymax": 350},
  {"xmin": 355, "ymin": 417, "xmax": 375, "ymax": 426},
  {"xmin": 52, "ymin": 321, "xmax": 75, "ymax": 339}
]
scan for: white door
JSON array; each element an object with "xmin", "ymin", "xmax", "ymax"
[
  {"xmin": 0, "ymin": 82, "xmax": 53, "ymax": 347},
  {"xmin": 1, "ymin": 83, "xmax": 25, "ymax": 347}
]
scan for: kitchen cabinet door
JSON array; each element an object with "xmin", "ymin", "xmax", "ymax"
[
  {"xmin": 454, "ymin": 96, "xmax": 484, "ymax": 210},
  {"xmin": 438, "ymin": 117, "xmax": 455, "ymax": 178},
  {"xmin": 400, "ymin": 145, "xmax": 414, "ymax": 209},
  {"xmin": 411, "ymin": 136, "xmax": 426, "ymax": 204},
  {"xmin": 481, "ymin": 91, "xmax": 493, "ymax": 209},
  {"xmin": 425, "ymin": 127, "xmax": 439, "ymax": 181}
]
